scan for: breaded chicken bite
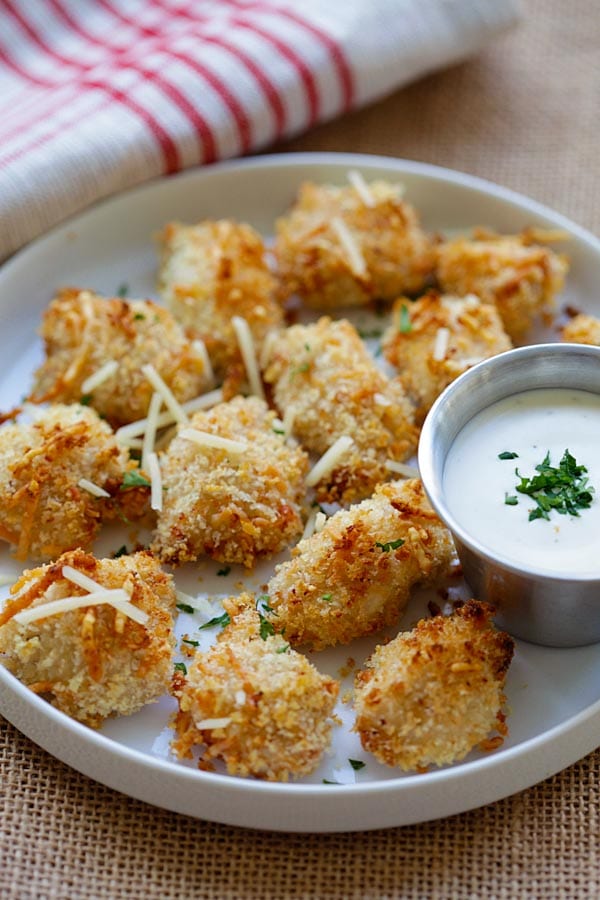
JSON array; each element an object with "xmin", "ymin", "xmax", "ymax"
[
  {"xmin": 354, "ymin": 600, "xmax": 514, "ymax": 771},
  {"xmin": 30, "ymin": 288, "xmax": 209, "ymax": 428},
  {"xmin": 157, "ymin": 220, "xmax": 282, "ymax": 376},
  {"xmin": 562, "ymin": 313, "xmax": 600, "ymax": 345},
  {"xmin": 436, "ymin": 229, "xmax": 568, "ymax": 341},
  {"xmin": 382, "ymin": 292, "xmax": 512, "ymax": 422},
  {"xmin": 151, "ymin": 396, "xmax": 308, "ymax": 568},
  {"xmin": 170, "ymin": 595, "xmax": 339, "ymax": 781},
  {"xmin": 265, "ymin": 480, "xmax": 454, "ymax": 651},
  {"xmin": 274, "ymin": 179, "xmax": 435, "ymax": 308},
  {"xmin": 0, "ymin": 549, "xmax": 177, "ymax": 728},
  {"xmin": 262, "ymin": 317, "xmax": 417, "ymax": 504},
  {"xmin": 0, "ymin": 404, "xmax": 145, "ymax": 561}
]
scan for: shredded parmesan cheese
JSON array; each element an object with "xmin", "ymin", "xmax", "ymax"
[
  {"xmin": 179, "ymin": 428, "xmax": 248, "ymax": 455},
  {"xmin": 259, "ymin": 329, "xmax": 278, "ymax": 370},
  {"xmin": 315, "ymin": 511, "xmax": 327, "ymax": 533},
  {"xmin": 62, "ymin": 565, "xmax": 108, "ymax": 595},
  {"xmin": 282, "ymin": 407, "xmax": 296, "ymax": 439},
  {"xmin": 331, "ymin": 216, "xmax": 367, "ymax": 278},
  {"xmin": 147, "ymin": 451, "xmax": 163, "ymax": 511},
  {"xmin": 231, "ymin": 316, "xmax": 266, "ymax": 401},
  {"xmin": 141, "ymin": 363, "xmax": 189, "ymax": 425},
  {"xmin": 234, "ymin": 690, "xmax": 246, "ymax": 706},
  {"xmin": 142, "ymin": 391, "xmax": 162, "ymax": 472},
  {"xmin": 80, "ymin": 359, "xmax": 119, "ymax": 395},
  {"xmin": 385, "ymin": 460, "xmax": 420, "ymax": 478},
  {"xmin": 306, "ymin": 435, "xmax": 354, "ymax": 488},
  {"xmin": 115, "ymin": 389, "xmax": 223, "ymax": 442},
  {"xmin": 195, "ymin": 717, "xmax": 232, "ymax": 730},
  {"xmin": 176, "ymin": 591, "xmax": 213, "ymax": 616},
  {"xmin": 77, "ymin": 478, "xmax": 111, "ymax": 499},
  {"xmin": 432, "ymin": 327, "xmax": 450, "ymax": 361},
  {"xmin": 13, "ymin": 589, "xmax": 148, "ymax": 627},
  {"xmin": 374, "ymin": 393, "xmax": 391, "ymax": 407},
  {"xmin": 192, "ymin": 338, "xmax": 215, "ymax": 387},
  {"xmin": 302, "ymin": 509, "xmax": 318, "ymax": 541},
  {"xmin": 347, "ymin": 169, "xmax": 375, "ymax": 207}
]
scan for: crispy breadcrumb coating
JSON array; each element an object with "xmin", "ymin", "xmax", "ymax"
[
  {"xmin": 436, "ymin": 229, "xmax": 569, "ymax": 341},
  {"xmin": 170, "ymin": 595, "xmax": 339, "ymax": 781},
  {"xmin": 265, "ymin": 480, "xmax": 454, "ymax": 651},
  {"xmin": 262, "ymin": 317, "xmax": 417, "ymax": 503},
  {"xmin": 30, "ymin": 288, "xmax": 209, "ymax": 427},
  {"xmin": 382, "ymin": 292, "xmax": 512, "ymax": 422},
  {"xmin": 157, "ymin": 220, "xmax": 282, "ymax": 376},
  {"xmin": 0, "ymin": 549, "xmax": 177, "ymax": 728},
  {"xmin": 0, "ymin": 404, "xmax": 145, "ymax": 561},
  {"xmin": 561, "ymin": 313, "xmax": 600, "ymax": 345},
  {"xmin": 354, "ymin": 600, "xmax": 514, "ymax": 771},
  {"xmin": 274, "ymin": 180, "xmax": 435, "ymax": 308},
  {"xmin": 151, "ymin": 396, "xmax": 308, "ymax": 567}
]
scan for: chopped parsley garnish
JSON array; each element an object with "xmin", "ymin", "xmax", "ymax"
[
  {"xmin": 174, "ymin": 662, "xmax": 187, "ymax": 675},
  {"xmin": 133, "ymin": 313, "xmax": 145, "ymax": 320},
  {"xmin": 322, "ymin": 779, "xmax": 341, "ymax": 785},
  {"xmin": 259, "ymin": 613, "xmax": 276, "ymax": 640},
  {"xmin": 291, "ymin": 361, "xmax": 310, "ymax": 377},
  {"xmin": 504, "ymin": 494, "xmax": 518, "ymax": 506},
  {"xmin": 304, "ymin": 343, "xmax": 311, "ymax": 351},
  {"xmin": 117, "ymin": 282, "xmax": 129, "ymax": 298},
  {"xmin": 80, "ymin": 394, "xmax": 93, "ymax": 406},
  {"xmin": 498, "ymin": 451, "xmax": 519, "ymax": 460},
  {"xmin": 120, "ymin": 470, "xmax": 151, "ymax": 490},
  {"xmin": 511, "ymin": 449, "xmax": 594, "ymax": 522},
  {"xmin": 182, "ymin": 637, "xmax": 199, "ymax": 648},
  {"xmin": 375, "ymin": 538, "xmax": 405, "ymax": 552},
  {"xmin": 349, "ymin": 759, "xmax": 366, "ymax": 771},
  {"xmin": 112, "ymin": 544, "xmax": 128, "ymax": 558},
  {"xmin": 322, "ymin": 593, "xmax": 333, "ymax": 602},
  {"xmin": 272, "ymin": 427, "xmax": 285, "ymax": 435},
  {"xmin": 399, "ymin": 304, "xmax": 412, "ymax": 334},
  {"xmin": 256, "ymin": 594, "xmax": 275, "ymax": 614},
  {"xmin": 176, "ymin": 602, "xmax": 195, "ymax": 614},
  {"xmin": 199, "ymin": 612, "xmax": 231, "ymax": 630},
  {"xmin": 357, "ymin": 327, "xmax": 383, "ymax": 340},
  {"xmin": 216, "ymin": 566, "xmax": 231, "ymax": 577},
  {"xmin": 276, "ymin": 643, "xmax": 290, "ymax": 654}
]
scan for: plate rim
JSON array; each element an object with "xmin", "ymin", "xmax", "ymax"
[{"xmin": 2, "ymin": 150, "xmax": 600, "ymax": 830}]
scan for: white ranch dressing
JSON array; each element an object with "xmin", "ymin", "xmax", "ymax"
[{"xmin": 443, "ymin": 388, "xmax": 600, "ymax": 575}]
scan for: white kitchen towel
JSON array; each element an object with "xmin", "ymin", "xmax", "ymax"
[{"xmin": 0, "ymin": 0, "xmax": 519, "ymax": 260}]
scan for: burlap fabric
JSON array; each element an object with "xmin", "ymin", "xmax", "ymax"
[{"xmin": 2, "ymin": 1, "xmax": 599, "ymax": 896}]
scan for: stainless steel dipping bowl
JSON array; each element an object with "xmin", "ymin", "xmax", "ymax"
[{"xmin": 418, "ymin": 342, "xmax": 600, "ymax": 647}]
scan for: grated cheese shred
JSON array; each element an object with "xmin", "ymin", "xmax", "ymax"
[
  {"xmin": 301, "ymin": 509, "xmax": 318, "ymax": 541},
  {"xmin": 347, "ymin": 169, "xmax": 375, "ymax": 207},
  {"xmin": 306, "ymin": 435, "xmax": 354, "ymax": 488},
  {"xmin": 192, "ymin": 338, "xmax": 215, "ymax": 387},
  {"xmin": 13, "ymin": 588, "xmax": 149, "ymax": 627},
  {"xmin": 331, "ymin": 217, "xmax": 367, "ymax": 278},
  {"xmin": 141, "ymin": 363, "xmax": 189, "ymax": 425},
  {"xmin": 385, "ymin": 460, "xmax": 420, "ymax": 478},
  {"xmin": 231, "ymin": 316, "xmax": 266, "ymax": 401},
  {"xmin": 115, "ymin": 389, "xmax": 223, "ymax": 442},
  {"xmin": 314, "ymin": 511, "xmax": 327, "ymax": 533},
  {"xmin": 432, "ymin": 327, "xmax": 450, "ymax": 361},
  {"xmin": 195, "ymin": 717, "xmax": 232, "ymax": 729},
  {"xmin": 180, "ymin": 428, "xmax": 248, "ymax": 455},
  {"xmin": 147, "ymin": 451, "xmax": 163, "ymax": 511},
  {"xmin": 80, "ymin": 359, "xmax": 119, "ymax": 395},
  {"xmin": 142, "ymin": 391, "xmax": 162, "ymax": 472},
  {"xmin": 77, "ymin": 478, "xmax": 111, "ymax": 499}
]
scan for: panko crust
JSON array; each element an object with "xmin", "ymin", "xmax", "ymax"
[
  {"xmin": 0, "ymin": 404, "xmax": 145, "ymax": 561},
  {"xmin": 0, "ymin": 549, "xmax": 177, "ymax": 728},
  {"xmin": 30, "ymin": 288, "xmax": 209, "ymax": 427},
  {"xmin": 382, "ymin": 292, "xmax": 512, "ymax": 422},
  {"xmin": 354, "ymin": 600, "xmax": 515, "ymax": 771},
  {"xmin": 170, "ymin": 595, "xmax": 339, "ymax": 781},
  {"xmin": 151, "ymin": 396, "xmax": 308, "ymax": 568},
  {"xmin": 266, "ymin": 479, "xmax": 455, "ymax": 651},
  {"xmin": 561, "ymin": 313, "xmax": 600, "ymax": 345},
  {"xmin": 262, "ymin": 317, "xmax": 417, "ymax": 503},
  {"xmin": 274, "ymin": 180, "xmax": 435, "ymax": 308},
  {"xmin": 157, "ymin": 219, "xmax": 282, "ymax": 375},
  {"xmin": 436, "ymin": 229, "xmax": 569, "ymax": 341}
]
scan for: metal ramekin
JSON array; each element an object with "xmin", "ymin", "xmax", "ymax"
[{"xmin": 418, "ymin": 342, "xmax": 600, "ymax": 647}]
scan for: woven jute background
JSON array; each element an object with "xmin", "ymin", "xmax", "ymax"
[{"xmin": 2, "ymin": 0, "xmax": 599, "ymax": 896}]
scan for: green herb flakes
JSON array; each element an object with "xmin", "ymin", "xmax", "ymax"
[
  {"xmin": 399, "ymin": 304, "xmax": 412, "ymax": 334},
  {"xmin": 174, "ymin": 662, "xmax": 187, "ymax": 675},
  {"xmin": 276, "ymin": 643, "xmax": 290, "ymax": 654},
  {"xmin": 349, "ymin": 759, "xmax": 366, "ymax": 771},
  {"xmin": 176, "ymin": 602, "xmax": 195, "ymax": 614},
  {"xmin": 504, "ymin": 494, "xmax": 518, "ymax": 506},
  {"xmin": 375, "ymin": 538, "xmax": 405, "ymax": 552},
  {"xmin": 259, "ymin": 613, "xmax": 276, "ymax": 640},
  {"xmin": 321, "ymin": 593, "xmax": 333, "ymax": 602},
  {"xmin": 513, "ymin": 449, "xmax": 594, "ymax": 522},
  {"xmin": 182, "ymin": 638, "xmax": 199, "ymax": 648},
  {"xmin": 498, "ymin": 451, "xmax": 519, "ymax": 460},
  {"xmin": 80, "ymin": 394, "xmax": 93, "ymax": 406},
  {"xmin": 216, "ymin": 566, "xmax": 231, "ymax": 577},
  {"xmin": 112, "ymin": 545, "xmax": 128, "ymax": 558},
  {"xmin": 120, "ymin": 470, "xmax": 151, "ymax": 490},
  {"xmin": 116, "ymin": 282, "xmax": 129, "ymax": 298},
  {"xmin": 199, "ymin": 612, "xmax": 231, "ymax": 631}
]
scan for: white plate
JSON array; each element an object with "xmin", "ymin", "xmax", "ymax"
[{"xmin": 1, "ymin": 153, "xmax": 600, "ymax": 834}]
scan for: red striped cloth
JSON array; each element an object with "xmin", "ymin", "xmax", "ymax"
[{"xmin": 0, "ymin": 0, "xmax": 519, "ymax": 259}]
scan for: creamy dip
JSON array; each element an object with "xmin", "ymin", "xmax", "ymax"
[{"xmin": 443, "ymin": 388, "xmax": 600, "ymax": 575}]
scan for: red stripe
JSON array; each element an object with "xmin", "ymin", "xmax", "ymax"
[
  {"xmin": 2, "ymin": 0, "xmax": 181, "ymax": 172},
  {"xmin": 95, "ymin": 0, "xmax": 253, "ymax": 153},
  {"xmin": 150, "ymin": 0, "xmax": 287, "ymax": 137}
]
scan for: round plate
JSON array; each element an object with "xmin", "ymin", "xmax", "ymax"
[{"xmin": 1, "ymin": 153, "xmax": 600, "ymax": 833}]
